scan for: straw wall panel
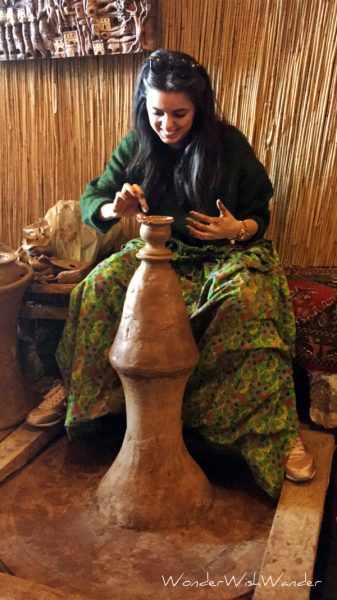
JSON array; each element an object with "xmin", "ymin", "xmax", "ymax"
[{"xmin": 0, "ymin": 0, "xmax": 336, "ymax": 265}]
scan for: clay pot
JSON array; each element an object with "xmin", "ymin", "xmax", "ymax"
[
  {"xmin": 0, "ymin": 251, "xmax": 33, "ymax": 430},
  {"xmin": 0, "ymin": 251, "xmax": 25, "ymax": 286},
  {"xmin": 97, "ymin": 216, "xmax": 212, "ymax": 530}
]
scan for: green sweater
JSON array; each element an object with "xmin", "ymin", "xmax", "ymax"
[{"xmin": 80, "ymin": 125, "xmax": 273, "ymax": 245}]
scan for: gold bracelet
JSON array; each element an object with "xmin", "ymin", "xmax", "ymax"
[{"xmin": 230, "ymin": 220, "xmax": 249, "ymax": 244}]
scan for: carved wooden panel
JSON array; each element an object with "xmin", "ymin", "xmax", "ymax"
[{"xmin": 0, "ymin": 0, "xmax": 156, "ymax": 59}]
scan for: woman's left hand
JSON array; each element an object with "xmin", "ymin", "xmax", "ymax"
[{"xmin": 186, "ymin": 200, "xmax": 240, "ymax": 241}]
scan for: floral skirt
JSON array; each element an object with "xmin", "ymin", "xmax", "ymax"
[{"xmin": 56, "ymin": 238, "xmax": 299, "ymax": 498}]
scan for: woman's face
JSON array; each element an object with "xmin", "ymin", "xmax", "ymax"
[{"xmin": 146, "ymin": 89, "xmax": 196, "ymax": 148}]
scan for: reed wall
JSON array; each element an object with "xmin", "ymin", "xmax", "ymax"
[{"xmin": 1, "ymin": 0, "xmax": 336, "ymax": 265}]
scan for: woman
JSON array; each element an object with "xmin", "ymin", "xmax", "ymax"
[{"xmin": 29, "ymin": 49, "xmax": 315, "ymax": 498}]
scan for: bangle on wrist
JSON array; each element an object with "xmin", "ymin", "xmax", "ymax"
[{"xmin": 230, "ymin": 220, "xmax": 249, "ymax": 244}]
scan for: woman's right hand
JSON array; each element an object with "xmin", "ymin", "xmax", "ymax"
[{"xmin": 99, "ymin": 183, "xmax": 149, "ymax": 220}]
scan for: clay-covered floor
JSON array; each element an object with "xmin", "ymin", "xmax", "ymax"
[{"xmin": 0, "ymin": 417, "xmax": 276, "ymax": 600}]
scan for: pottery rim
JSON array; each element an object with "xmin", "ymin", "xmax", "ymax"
[
  {"xmin": 0, "ymin": 261, "xmax": 33, "ymax": 292},
  {"xmin": 136, "ymin": 215, "xmax": 174, "ymax": 226},
  {"xmin": 0, "ymin": 250, "xmax": 17, "ymax": 264}
]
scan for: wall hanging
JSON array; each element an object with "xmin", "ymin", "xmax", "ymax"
[{"xmin": 0, "ymin": 0, "xmax": 156, "ymax": 59}]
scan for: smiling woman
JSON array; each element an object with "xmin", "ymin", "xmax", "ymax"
[
  {"xmin": 146, "ymin": 89, "xmax": 196, "ymax": 148},
  {"xmin": 27, "ymin": 48, "xmax": 316, "ymax": 499}
]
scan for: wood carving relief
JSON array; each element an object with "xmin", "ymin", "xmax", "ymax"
[{"xmin": 0, "ymin": 0, "xmax": 155, "ymax": 59}]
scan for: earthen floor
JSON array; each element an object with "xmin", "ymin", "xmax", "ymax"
[{"xmin": 0, "ymin": 420, "xmax": 334, "ymax": 600}]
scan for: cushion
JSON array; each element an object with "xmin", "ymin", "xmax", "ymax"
[{"xmin": 285, "ymin": 267, "xmax": 337, "ymax": 373}]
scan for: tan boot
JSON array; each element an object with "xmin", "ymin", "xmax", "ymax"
[
  {"xmin": 26, "ymin": 381, "xmax": 67, "ymax": 427},
  {"xmin": 285, "ymin": 437, "xmax": 316, "ymax": 482}
]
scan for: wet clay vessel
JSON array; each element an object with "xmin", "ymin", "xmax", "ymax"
[
  {"xmin": 0, "ymin": 250, "xmax": 33, "ymax": 430},
  {"xmin": 97, "ymin": 216, "xmax": 212, "ymax": 530}
]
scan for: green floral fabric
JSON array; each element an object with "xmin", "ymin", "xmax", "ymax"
[{"xmin": 56, "ymin": 238, "xmax": 299, "ymax": 498}]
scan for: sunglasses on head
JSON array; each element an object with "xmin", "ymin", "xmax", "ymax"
[{"xmin": 147, "ymin": 57, "xmax": 200, "ymax": 79}]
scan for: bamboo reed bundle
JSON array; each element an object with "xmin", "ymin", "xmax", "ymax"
[{"xmin": 0, "ymin": 0, "xmax": 336, "ymax": 265}]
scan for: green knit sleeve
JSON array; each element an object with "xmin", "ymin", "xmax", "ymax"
[{"xmin": 80, "ymin": 131, "xmax": 136, "ymax": 233}]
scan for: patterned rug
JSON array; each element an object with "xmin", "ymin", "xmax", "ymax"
[
  {"xmin": 285, "ymin": 266, "xmax": 337, "ymax": 374},
  {"xmin": 285, "ymin": 266, "xmax": 337, "ymax": 429}
]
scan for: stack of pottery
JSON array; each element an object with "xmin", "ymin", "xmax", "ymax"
[{"xmin": 0, "ymin": 247, "xmax": 33, "ymax": 430}]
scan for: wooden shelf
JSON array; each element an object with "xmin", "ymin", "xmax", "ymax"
[
  {"xmin": 27, "ymin": 282, "xmax": 76, "ymax": 295},
  {"xmin": 19, "ymin": 303, "xmax": 69, "ymax": 320}
]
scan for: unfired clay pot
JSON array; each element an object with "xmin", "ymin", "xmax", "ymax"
[
  {"xmin": 0, "ymin": 251, "xmax": 33, "ymax": 430},
  {"xmin": 97, "ymin": 216, "xmax": 212, "ymax": 530}
]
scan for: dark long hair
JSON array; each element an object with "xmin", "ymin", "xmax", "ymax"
[{"xmin": 127, "ymin": 49, "xmax": 225, "ymax": 212}]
